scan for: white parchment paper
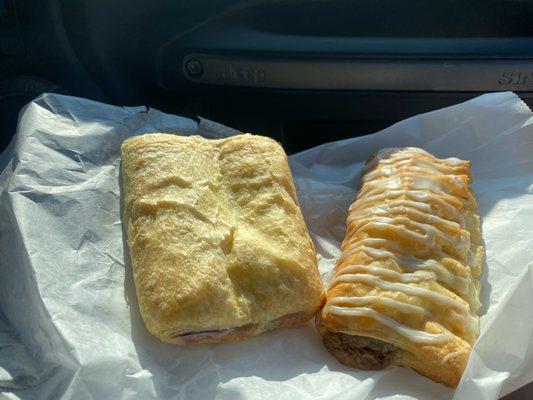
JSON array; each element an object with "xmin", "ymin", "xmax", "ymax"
[{"xmin": 0, "ymin": 92, "xmax": 532, "ymax": 400}]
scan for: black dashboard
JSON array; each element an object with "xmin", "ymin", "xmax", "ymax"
[{"xmin": 2, "ymin": 0, "xmax": 533, "ymax": 155}]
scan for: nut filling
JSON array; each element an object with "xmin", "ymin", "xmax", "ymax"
[{"xmin": 322, "ymin": 331, "xmax": 398, "ymax": 370}]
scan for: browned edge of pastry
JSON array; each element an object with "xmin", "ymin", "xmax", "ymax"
[{"xmin": 167, "ymin": 309, "xmax": 320, "ymax": 345}]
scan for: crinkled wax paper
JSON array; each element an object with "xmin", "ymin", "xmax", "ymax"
[{"xmin": 0, "ymin": 92, "xmax": 532, "ymax": 400}]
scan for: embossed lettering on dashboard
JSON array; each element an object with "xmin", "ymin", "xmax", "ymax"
[
  {"xmin": 221, "ymin": 63, "xmax": 266, "ymax": 85},
  {"xmin": 498, "ymin": 71, "xmax": 533, "ymax": 86}
]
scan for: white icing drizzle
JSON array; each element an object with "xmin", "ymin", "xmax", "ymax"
[
  {"xmin": 443, "ymin": 157, "xmax": 465, "ymax": 167},
  {"xmin": 337, "ymin": 238, "xmax": 471, "ymax": 297},
  {"xmin": 353, "ymin": 219, "xmax": 440, "ymax": 247},
  {"xmin": 442, "ymin": 348, "xmax": 469, "ymax": 363},
  {"xmin": 405, "ymin": 191, "xmax": 465, "ymax": 226},
  {"xmin": 334, "ymin": 264, "xmax": 436, "ymax": 285},
  {"xmin": 329, "ymin": 295, "xmax": 425, "ymax": 314},
  {"xmin": 448, "ymin": 309, "xmax": 480, "ymax": 337},
  {"xmin": 350, "ymin": 189, "xmax": 465, "ymax": 226},
  {"xmin": 330, "ymin": 273, "xmax": 470, "ymax": 312},
  {"xmin": 348, "ymin": 203, "xmax": 462, "ymax": 234},
  {"xmin": 413, "ymin": 175, "xmax": 461, "ymax": 194},
  {"xmin": 326, "ymin": 305, "xmax": 454, "ymax": 344},
  {"xmin": 358, "ymin": 175, "xmax": 469, "ymax": 204},
  {"xmin": 362, "ymin": 163, "xmax": 464, "ymax": 183},
  {"xmin": 326, "ymin": 147, "xmax": 479, "ymax": 348},
  {"xmin": 364, "ymin": 148, "xmax": 467, "ymax": 172},
  {"xmin": 344, "ymin": 215, "xmax": 469, "ymax": 257},
  {"xmin": 403, "ymin": 259, "xmax": 470, "ymax": 297}
]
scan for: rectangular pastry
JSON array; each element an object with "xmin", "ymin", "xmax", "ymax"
[
  {"xmin": 316, "ymin": 147, "xmax": 483, "ymax": 388},
  {"xmin": 121, "ymin": 133, "xmax": 324, "ymax": 344}
]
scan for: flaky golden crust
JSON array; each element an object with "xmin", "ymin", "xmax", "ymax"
[
  {"xmin": 317, "ymin": 147, "xmax": 483, "ymax": 388},
  {"xmin": 121, "ymin": 133, "xmax": 325, "ymax": 344}
]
